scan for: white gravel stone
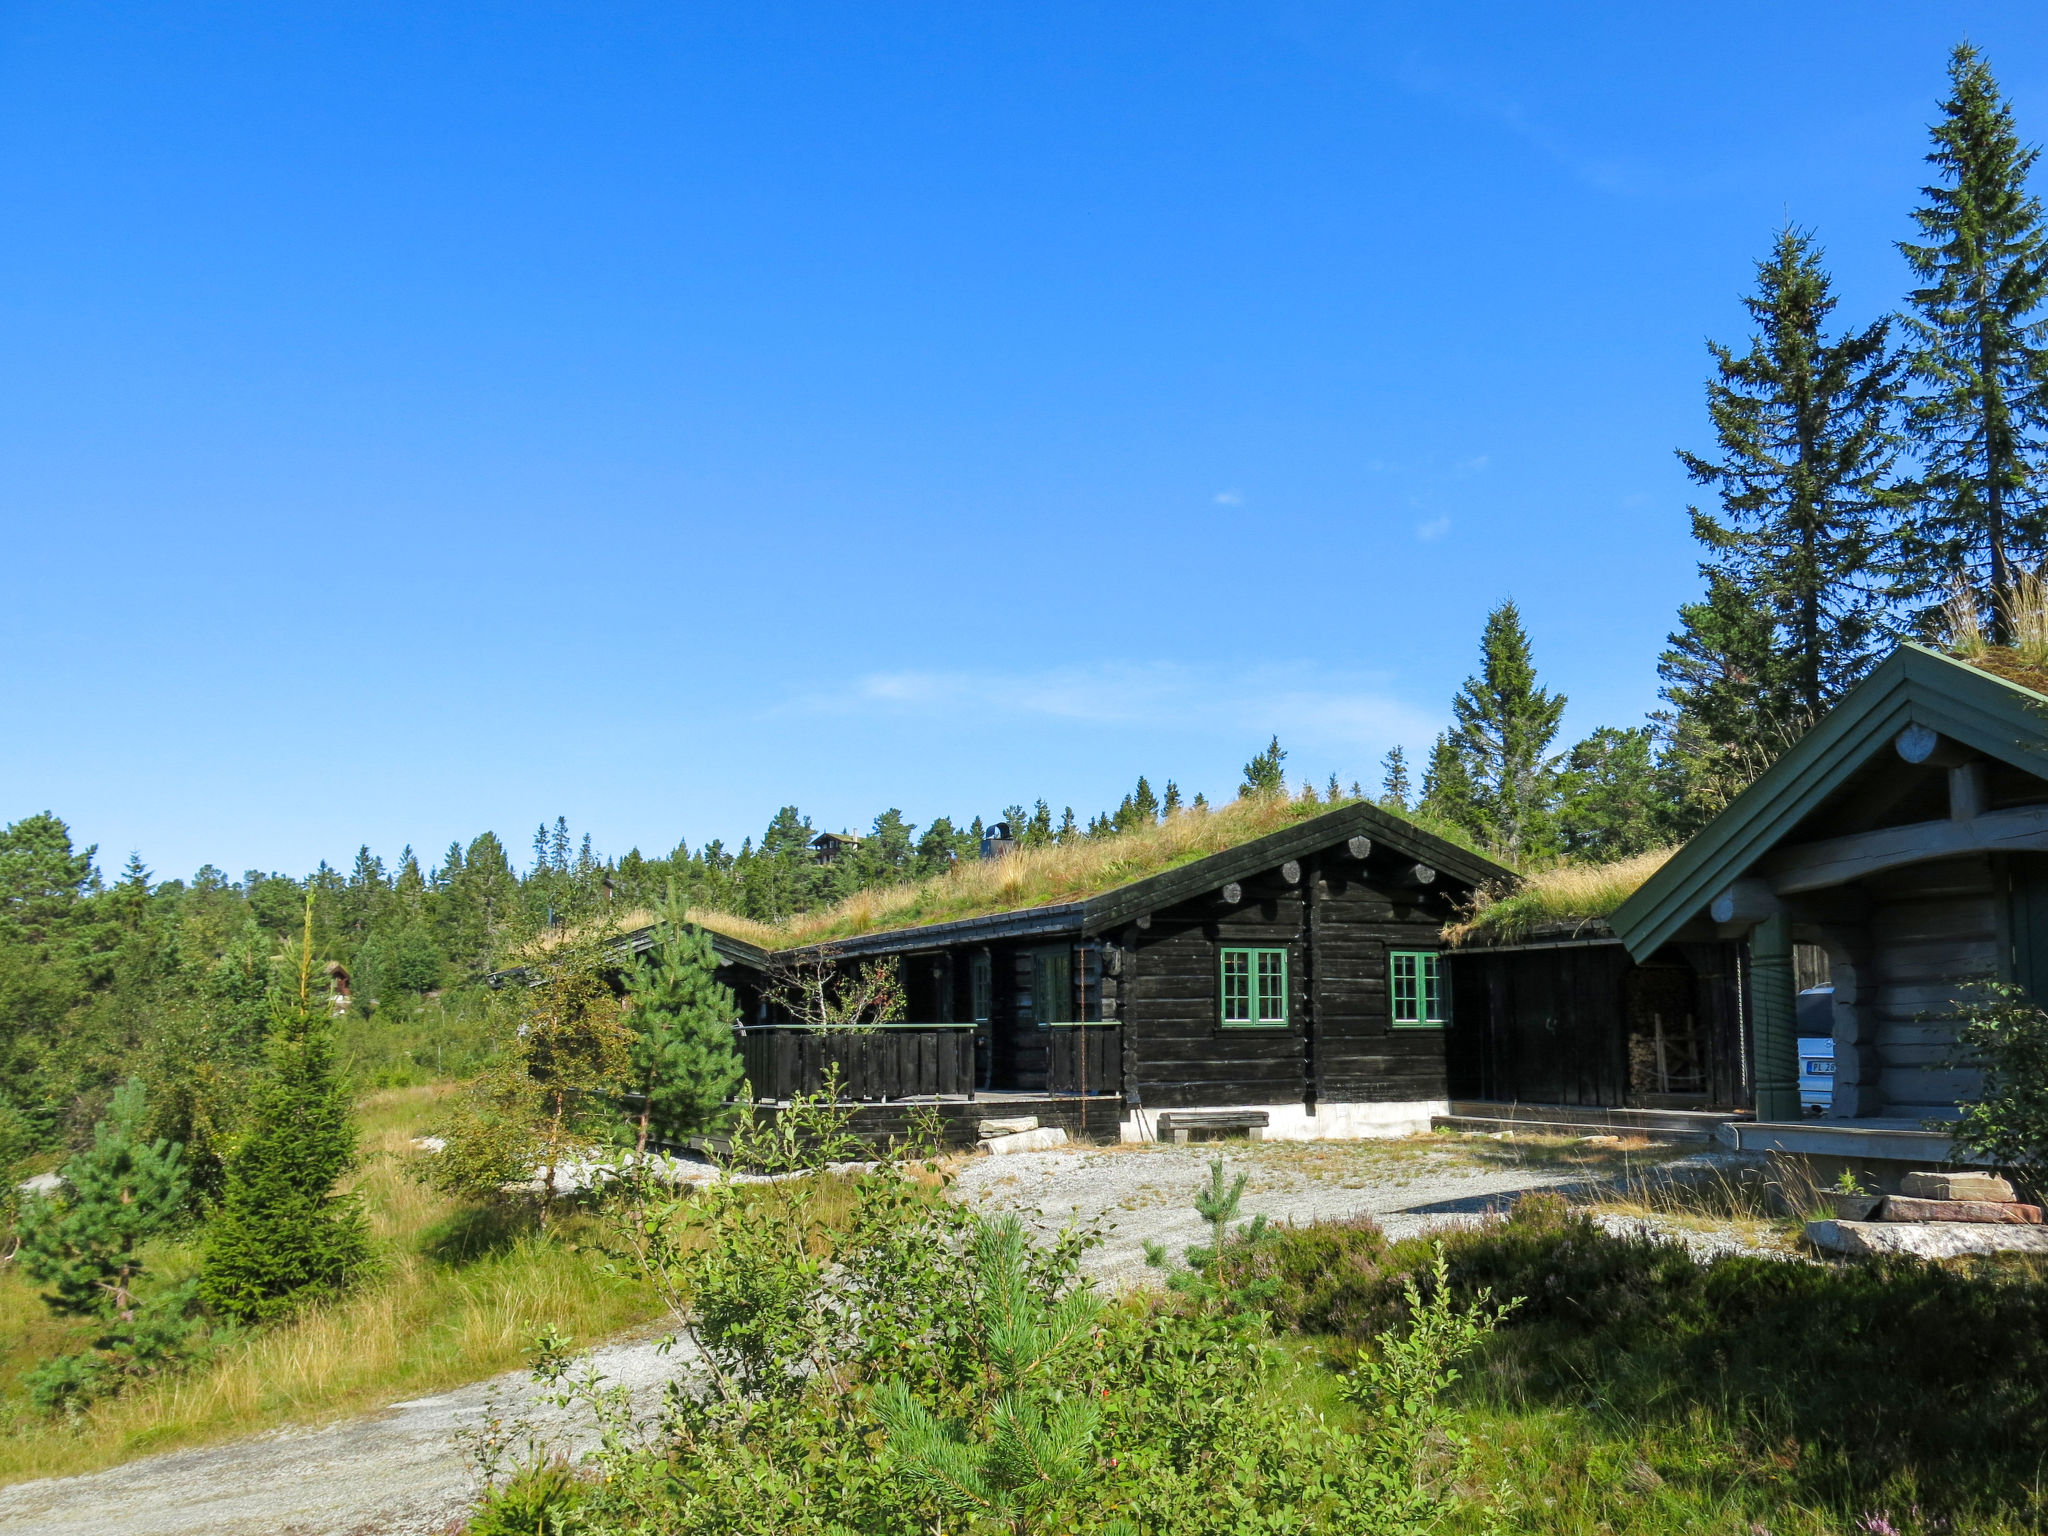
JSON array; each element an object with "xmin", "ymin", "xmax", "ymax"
[
  {"xmin": 982, "ymin": 1126, "xmax": 1068, "ymax": 1155},
  {"xmin": 1806, "ymin": 1218, "xmax": 2048, "ymax": 1259}
]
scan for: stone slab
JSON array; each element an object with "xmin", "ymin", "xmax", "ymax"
[
  {"xmin": 1884, "ymin": 1195, "xmax": 2042, "ymax": 1224},
  {"xmin": 1901, "ymin": 1170, "xmax": 2016, "ymax": 1202},
  {"xmin": 1806, "ymin": 1219, "xmax": 2048, "ymax": 1260},
  {"xmin": 977, "ymin": 1116, "xmax": 1040, "ymax": 1138},
  {"xmin": 982, "ymin": 1126, "xmax": 1068, "ymax": 1156}
]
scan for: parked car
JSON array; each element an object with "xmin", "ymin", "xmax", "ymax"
[{"xmin": 1798, "ymin": 985, "xmax": 1835, "ymax": 1114}]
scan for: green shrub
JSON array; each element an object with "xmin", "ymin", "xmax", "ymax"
[
  {"xmin": 466, "ymin": 1460, "xmax": 588, "ymax": 1535},
  {"xmin": 1259, "ymin": 1191, "xmax": 2048, "ymax": 1522}
]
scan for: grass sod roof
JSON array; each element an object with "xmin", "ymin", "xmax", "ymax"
[
  {"xmin": 659, "ymin": 796, "xmax": 1507, "ymax": 960},
  {"xmin": 1611, "ymin": 642, "xmax": 2048, "ymax": 962},
  {"xmin": 1443, "ymin": 847, "xmax": 1674, "ymax": 948}
]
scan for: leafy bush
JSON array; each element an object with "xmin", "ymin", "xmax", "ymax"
[
  {"xmin": 513, "ymin": 1141, "xmax": 1511, "ymax": 1535},
  {"xmin": 1948, "ymin": 979, "xmax": 2048, "ymax": 1168},
  {"xmin": 1255, "ymin": 1192, "xmax": 2048, "ymax": 1522}
]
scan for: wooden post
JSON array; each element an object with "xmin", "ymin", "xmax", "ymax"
[
  {"xmin": 1303, "ymin": 856, "xmax": 1319, "ymax": 1113},
  {"xmin": 1749, "ymin": 913, "xmax": 1800, "ymax": 1121}
]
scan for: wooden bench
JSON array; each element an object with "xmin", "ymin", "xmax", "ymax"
[{"xmin": 1156, "ymin": 1110, "xmax": 1270, "ymax": 1145}]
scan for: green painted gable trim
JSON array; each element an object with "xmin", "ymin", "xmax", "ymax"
[{"xmin": 1611, "ymin": 643, "xmax": 2048, "ymax": 961}]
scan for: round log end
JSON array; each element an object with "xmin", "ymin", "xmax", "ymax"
[
  {"xmin": 1221, "ymin": 881, "xmax": 1242, "ymax": 905},
  {"xmin": 1895, "ymin": 722, "xmax": 1940, "ymax": 765},
  {"xmin": 1345, "ymin": 835, "xmax": 1372, "ymax": 860},
  {"xmin": 1280, "ymin": 859, "xmax": 1302, "ymax": 884}
]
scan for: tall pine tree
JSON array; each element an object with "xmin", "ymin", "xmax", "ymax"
[
  {"xmin": 1679, "ymin": 225, "xmax": 1904, "ymax": 715},
  {"xmin": 1900, "ymin": 43, "xmax": 2048, "ymax": 637},
  {"xmin": 625, "ymin": 896, "xmax": 745, "ymax": 1154},
  {"xmin": 200, "ymin": 898, "xmax": 370, "ymax": 1324},
  {"xmin": 1440, "ymin": 602, "xmax": 1566, "ymax": 865},
  {"xmin": 1656, "ymin": 570, "xmax": 1804, "ymax": 832}
]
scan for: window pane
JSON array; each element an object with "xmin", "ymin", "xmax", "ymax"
[
  {"xmin": 1392, "ymin": 951, "xmax": 1418, "ymax": 1023},
  {"xmin": 1422, "ymin": 953, "xmax": 1442, "ymax": 1024},
  {"xmin": 1222, "ymin": 950, "xmax": 1250, "ymax": 1023},
  {"xmin": 1256, "ymin": 950, "xmax": 1285, "ymax": 1021}
]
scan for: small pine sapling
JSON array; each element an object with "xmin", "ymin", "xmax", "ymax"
[
  {"xmin": 625, "ymin": 893, "xmax": 745, "ymax": 1154},
  {"xmin": 871, "ymin": 1217, "xmax": 1124, "ymax": 1536},
  {"xmin": 200, "ymin": 897, "xmax": 372, "ymax": 1324},
  {"xmin": 1143, "ymin": 1157, "xmax": 1276, "ymax": 1308},
  {"xmin": 15, "ymin": 1078, "xmax": 200, "ymax": 1410}
]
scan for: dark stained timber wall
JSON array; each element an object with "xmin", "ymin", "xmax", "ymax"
[
  {"xmin": 1312, "ymin": 865, "xmax": 1453, "ymax": 1105},
  {"xmin": 1121, "ymin": 861, "xmax": 1455, "ymax": 1111}
]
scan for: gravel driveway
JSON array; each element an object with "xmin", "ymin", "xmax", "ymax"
[
  {"xmin": 953, "ymin": 1134, "xmax": 1726, "ymax": 1283},
  {"xmin": 0, "ymin": 1133, "xmax": 1753, "ymax": 1535}
]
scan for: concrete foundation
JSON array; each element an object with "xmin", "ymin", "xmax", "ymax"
[{"xmin": 1120, "ymin": 1099, "xmax": 1446, "ymax": 1144}]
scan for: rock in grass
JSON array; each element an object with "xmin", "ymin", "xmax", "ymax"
[
  {"xmin": 1900, "ymin": 1170, "xmax": 2017, "ymax": 1202},
  {"xmin": 1806, "ymin": 1219, "xmax": 2048, "ymax": 1259},
  {"xmin": 978, "ymin": 1116, "xmax": 1040, "ymax": 1138},
  {"xmin": 1882, "ymin": 1195, "xmax": 2043, "ymax": 1224},
  {"xmin": 982, "ymin": 1126, "xmax": 1067, "ymax": 1155}
]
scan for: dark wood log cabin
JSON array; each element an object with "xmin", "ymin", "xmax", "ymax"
[
  {"xmin": 1447, "ymin": 644, "xmax": 2048, "ymax": 1155},
  {"xmin": 741, "ymin": 803, "xmax": 1507, "ymax": 1142}
]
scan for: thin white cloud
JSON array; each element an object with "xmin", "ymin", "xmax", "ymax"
[
  {"xmin": 1213, "ymin": 488, "xmax": 1244, "ymax": 506},
  {"xmin": 777, "ymin": 662, "xmax": 1439, "ymax": 753},
  {"xmin": 1416, "ymin": 515, "xmax": 1452, "ymax": 542}
]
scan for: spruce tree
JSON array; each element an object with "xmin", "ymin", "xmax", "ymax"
[
  {"xmin": 1656, "ymin": 570, "xmax": 1804, "ymax": 831},
  {"xmin": 1419, "ymin": 733, "xmax": 1477, "ymax": 834},
  {"xmin": 625, "ymin": 896, "xmax": 745, "ymax": 1154},
  {"xmin": 1900, "ymin": 43, "xmax": 2048, "ymax": 636},
  {"xmin": 1444, "ymin": 601, "xmax": 1566, "ymax": 864},
  {"xmin": 1239, "ymin": 737, "xmax": 1287, "ymax": 799},
  {"xmin": 1679, "ymin": 225, "xmax": 1904, "ymax": 714},
  {"xmin": 1379, "ymin": 746, "xmax": 1411, "ymax": 810},
  {"xmin": 200, "ymin": 899, "xmax": 370, "ymax": 1324},
  {"xmin": 1556, "ymin": 727, "xmax": 1666, "ymax": 860}
]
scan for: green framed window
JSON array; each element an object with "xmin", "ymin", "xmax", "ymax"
[
  {"xmin": 1220, "ymin": 946, "xmax": 1288, "ymax": 1027},
  {"xmin": 1390, "ymin": 950, "xmax": 1446, "ymax": 1027}
]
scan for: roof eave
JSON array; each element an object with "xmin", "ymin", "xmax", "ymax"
[{"xmin": 1612, "ymin": 644, "xmax": 2048, "ymax": 958}]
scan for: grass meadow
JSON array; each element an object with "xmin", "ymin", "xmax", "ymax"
[{"xmin": 0, "ymin": 1086, "xmax": 660, "ymax": 1487}]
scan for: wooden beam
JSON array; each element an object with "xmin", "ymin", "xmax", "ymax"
[
  {"xmin": 1709, "ymin": 878, "xmax": 1781, "ymax": 925},
  {"xmin": 1342, "ymin": 835, "xmax": 1372, "ymax": 861},
  {"xmin": 1763, "ymin": 801, "xmax": 2048, "ymax": 894},
  {"xmin": 1280, "ymin": 859, "xmax": 1302, "ymax": 885},
  {"xmin": 1392, "ymin": 863, "xmax": 1437, "ymax": 888},
  {"xmin": 1221, "ymin": 882, "xmax": 1242, "ymax": 905},
  {"xmin": 1950, "ymin": 760, "xmax": 1988, "ymax": 821}
]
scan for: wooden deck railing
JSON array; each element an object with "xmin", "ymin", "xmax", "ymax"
[
  {"xmin": 738, "ymin": 1024, "xmax": 977, "ymax": 1102},
  {"xmin": 1046, "ymin": 1024, "xmax": 1122, "ymax": 1097}
]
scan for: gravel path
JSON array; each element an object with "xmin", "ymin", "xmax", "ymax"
[
  {"xmin": 0, "ymin": 1135, "xmax": 1767, "ymax": 1535},
  {"xmin": 952, "ymin": 1136, "xmax": 1751, "ymax": 1283},
  {"xmin": 0, "ymin": 1334, "xmax": 694, "ymax": 1536}
]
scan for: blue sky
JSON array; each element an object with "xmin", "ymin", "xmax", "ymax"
[{"xmin": 1, "ymin": 3, "xmax": 2041, "ymax": 879}]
